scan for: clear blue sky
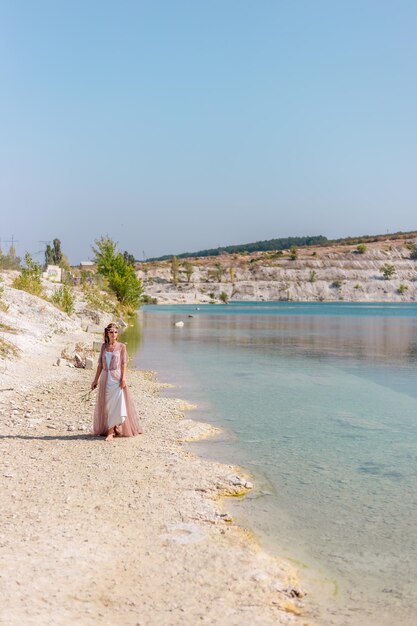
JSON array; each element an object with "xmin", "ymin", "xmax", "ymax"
[{"xmin": 1, "ymin": 0, "xmax": 416, "ymax": 263}]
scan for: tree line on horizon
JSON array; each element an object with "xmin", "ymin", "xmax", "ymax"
[
  {"xmin": 145, "ymin": 229, "xmax": 417, "ymax": 262},
  {"xmin": 146, "ymin": 235, "xmax": 328, "ymax": 262}
]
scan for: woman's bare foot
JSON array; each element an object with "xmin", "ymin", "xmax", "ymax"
[
  {"xmin": 114, "ymin": 426, "xmax": 122, "ymax": 437},
  {"xmin": 105, "ymin": 428, "xmax": 115, "ymax": 441}
]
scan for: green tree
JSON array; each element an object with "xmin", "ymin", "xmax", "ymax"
[
  {"xmin": 45, "ymin": 238, "xmax": 63, "ymax": 266},
  {"xmin": 182, "ymin": 260, "xmax": 194, "ymax": 283},
  {"xmin": 212, "ymin": 262, "xmax": 225, "ymax": 282},
  {"xmin": 309, "ymin": 270, "xmax": 317, "ymax": 283},
  {"xmin": 92, "ymin": 236, "xmax": 118, "ymax": 275},
  {"xmin": 123, "ymin": 251, "xmax": 136, "ymax": 266},
  {"xmin": 92, "ymin": 236, "xmax": 143, "ymax": 311},
  {"xmin": 171, "ymin": 256, "xmax": 180, "ymax": 285},
  {"xmin": 398, "ymin": 284, "xmax": 409, "ymax": 295},
  {"xmin": 229, "ymin": 267, "xmax": 235, "ymax": 282},
  {"xmin": 219, "ymin": 291, "xmax": 229, "ymax": 303},
  {"xmin": 289, "ymin": 246, "xmax": 298, "ymax": 260},
  {"xmin": 380, "ymin": 264, "xmax": 396, "ymax": 280}
]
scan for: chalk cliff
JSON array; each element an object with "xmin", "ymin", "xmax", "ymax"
[{"xmin": 137, "ymin": 239, "xmax": 417, "ymax": 304}]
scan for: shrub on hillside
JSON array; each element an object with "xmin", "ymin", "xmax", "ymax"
[
  {"xmin": 83, "ymin": 284, "xmax": 118, "ymax": 314},
  {"xmin": 50, "ymin": 285, "xmax": 75, "ymax": 315},
  {"xmin": 12, "ymin": 253, "xmax": 44, "ymax": 297},
  {"xmin": 408, "ymin": 244, "xmax": 417, "ymax": 260},
  {"xmin": 380, "ymin": 264, "xmax": 396, "ymax": 280},
  {"xmin": 142, "ymin": 294, "xmax": 158, "ymax": 304},
  {"xmin": 0, "ymin": 336, "xmax": 18, "ymax": 358},
  {"xmin": 289, "ymin": 246, "xmax": 298, "ymax": 260}
]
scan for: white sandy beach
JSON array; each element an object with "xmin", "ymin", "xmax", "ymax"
[{"xmin": 0, "ymin": 284, "xmax": 314, "ymax": 626}]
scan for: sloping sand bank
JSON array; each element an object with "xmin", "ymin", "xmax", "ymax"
[{"xmin": 0, "ymin": 288, "xmax": 313, "ymax": 626}]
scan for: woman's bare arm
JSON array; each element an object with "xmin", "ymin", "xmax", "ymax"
[{"xmin": 91, "ymin": 363, "xmax": 103, "ymax": 389}]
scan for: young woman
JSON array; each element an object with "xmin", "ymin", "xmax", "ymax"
[{"xmin": 91, "ymin": 323, "xmax": 142, "ymax": 441}]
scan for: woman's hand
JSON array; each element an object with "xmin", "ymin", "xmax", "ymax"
[
  {"xmin": 120, "ymin": 377, "xmax": 127, "ymax": 389},
  {"xmin": 91, "ymin": 381, "xmax": 98, "ymax": 390}
]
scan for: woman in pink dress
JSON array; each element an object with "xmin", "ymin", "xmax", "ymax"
[{"xmin": 91, "ymin": 323, "xmax": 143, "ymax": 441}]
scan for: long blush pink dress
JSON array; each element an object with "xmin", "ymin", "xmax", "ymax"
[{"xmin": 93, "ymin": 342, "xmax": 143, "ymax": 437}]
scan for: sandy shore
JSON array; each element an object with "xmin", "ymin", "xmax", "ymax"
[{"xmin": 0, "ymin": 285, "xmax": 314, "ymax": 626}]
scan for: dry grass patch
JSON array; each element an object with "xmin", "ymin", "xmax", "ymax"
[{"xmin": 0, "ymin": 336, "xmax": 19, "ymax": 358}]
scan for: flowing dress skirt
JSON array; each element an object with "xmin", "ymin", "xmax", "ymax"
[
  {"xmin": 92, "ymin": 344, "xmax": 143, "ymax": 437},
  {"xmin": 105, "ymin": 350, "xmax": 126, "ymax": 429},
  {"xmin": 106, "ymin": 375, "xmax": 127, "ymax": 428}
]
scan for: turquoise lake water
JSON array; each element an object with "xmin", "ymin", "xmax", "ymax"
[{"xmin": 128, "ymin": 302, "xmax": 417, "ymax": 626}]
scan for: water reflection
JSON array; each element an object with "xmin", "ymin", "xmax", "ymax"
[
  {"xmin": 120, "ymin": 313, "xmax": 143, "ymax": 356},
  {"xmin": 142, "ymin": 309, "xmax": 417, "ymax": 365}
]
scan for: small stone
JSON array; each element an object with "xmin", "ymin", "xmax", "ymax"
[
  {"xmin": 251, "ymin": 571, "xmax": 269, "ymax": 582},
  {"xmin": 67, "ymin": 425, "xmax": 75, "ymax": 431},
  {"xmin": 285, "ymin": 586, "xmax": 305, "ymax": 598},
  {"xmin": 229, "ymin": 475, "xmax": 245, "ymax": 486}
]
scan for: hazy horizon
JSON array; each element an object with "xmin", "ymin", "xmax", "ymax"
[{"xmin": 1, "ymin": 1, "xmax": 416, "ymax": 264}]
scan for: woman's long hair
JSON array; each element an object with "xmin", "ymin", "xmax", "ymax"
[{"xmin": 104, "ymin": 323, "xmax": 119, "ymax": 344}]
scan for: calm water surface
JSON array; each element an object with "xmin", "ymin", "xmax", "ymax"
[{"xmin": 126, "ymin": 302, "xmax": 417, "ymax": 626}]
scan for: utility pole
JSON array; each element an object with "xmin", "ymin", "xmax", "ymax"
[
  {"xmin": 1, "ymin": 235, "xmax": 19, "ymax": 254},
  {"xmin": 0, "ymin": 235, "xmax": 19, "ymax": 269}
]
